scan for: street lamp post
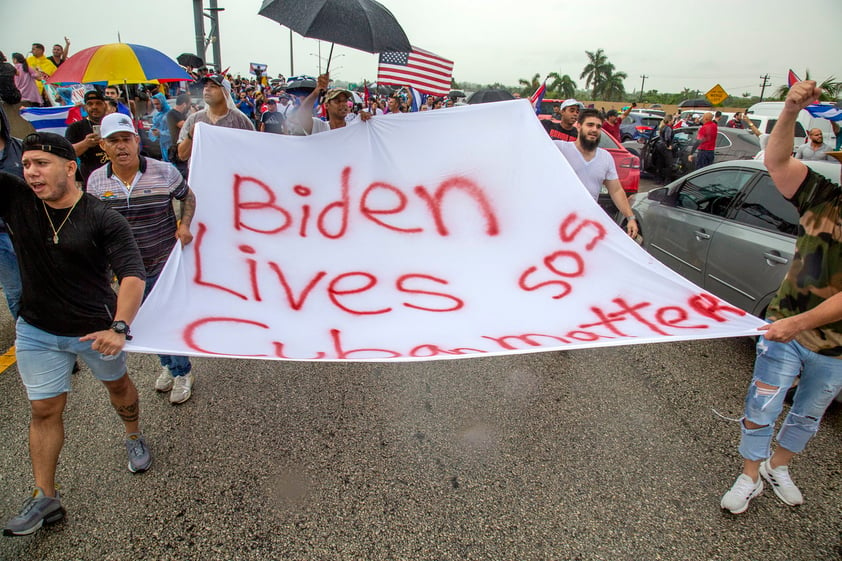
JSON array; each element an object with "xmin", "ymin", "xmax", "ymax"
[{"xmin": 191, "ymin": 0, "xmax": 225, "ymax": 71}]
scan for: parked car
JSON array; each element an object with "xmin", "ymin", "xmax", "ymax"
[
  {"xmin": 601, "ymin": 126, "xmax": 640, "ymax": 196},
  {"xmin": 633, "ymin": 108, "xmax": 666, "ymax": 119},
  {"xmin": 637, "ymin": 126, "xmax": 760, "ymax": 179},
  {"xmin": 594, "ymin": 131, "xmax": 641, "ymax": 214},
  {"xmin": 745, "ymin": 114, "xmax": 808, "ymax": 147},
  {"xmin": 619, "ymin": 112, "xmax": 663, "ymax": 141},
  {"xmin": 617, "ymin": 159, "xmax": 841, "ymax": 318},
  {"xmin": 748, "ymin": 101, "xmax": 837, "ymax": 146}
]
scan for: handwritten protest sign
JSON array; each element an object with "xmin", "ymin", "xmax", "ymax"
[{"xmin": 127, "ymin": 100, "xmax": 765, "ymax": 361}]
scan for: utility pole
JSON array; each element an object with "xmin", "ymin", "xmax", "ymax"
[
  {"xmin": 639, "ymin": 75, "xmax": 648, "ymax": 101},
  {"xmin": 759, "ymin": 74, "xmax": 771, "ymax": 101}
]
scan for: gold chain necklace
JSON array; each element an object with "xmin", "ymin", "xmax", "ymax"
[
  {"xmin": 114, "ymin": 170, "xmax": 136, "ymax": 188},
  {"xmin": 42, "ymin": 192, "xmax": 83, "ymax": 245}
]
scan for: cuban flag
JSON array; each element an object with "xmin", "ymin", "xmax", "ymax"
[
  {"xmin": 529, "ymin": 80, "xmax": 547, "ymax": 114},
  {"xmin": 804, "ymin": 104, "xmax": 842, "ymax": 122},
  {"xmin": 787, "ymin": 69, "xmax": 842, "ymax": 122},
  {"xmin": 19, "ymin": 106, "xmax": 79, "ymax": 136},
  {"xmin": 408, "ymin": 86, "xmax": 424, "ymax": 112}
]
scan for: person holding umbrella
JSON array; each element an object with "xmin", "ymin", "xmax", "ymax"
[{"xmin": 291, "ymin": 73, "xmax": 371, "ymax": 135}]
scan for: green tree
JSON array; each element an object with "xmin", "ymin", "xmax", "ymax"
[
  {"xmin": 547, "ymin": 72, "xmax": 576, "ymax": 99},
  {"xmin": 518, "ymin": 73, "xmax": 542, "ymax": 97},
  {"xmin": 596, "ymin": 70, "xmax": 627, "ymax": 101},
  {"xmin": 580, "ymin": 49, "xmax": 612, "ymax": 99}
]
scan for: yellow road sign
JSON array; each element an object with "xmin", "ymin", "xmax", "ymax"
[{"xmin": 705, "ymin": 84, "xmax": 729, "ymax": 106}]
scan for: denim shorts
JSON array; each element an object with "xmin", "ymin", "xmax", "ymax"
[{"xmin": 15, "ymin": 317, "xmax": 127, "ymax": 401}]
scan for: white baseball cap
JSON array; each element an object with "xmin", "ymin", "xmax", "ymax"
[
  {"xmin": 560, "ymin": 99, "xmax": 584, "ymax": 111},
  {"xmin": 100, "ymin": 113, "xmax": 137, "ymax": 138}
]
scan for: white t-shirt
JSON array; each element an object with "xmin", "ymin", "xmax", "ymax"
[
  {"xmin": 554, "ymin": 140, "xmax": 619, "ymax": 201},
  {"xmin": 307, "ymin": 116, "xmax": 361, "ymax": 135}
]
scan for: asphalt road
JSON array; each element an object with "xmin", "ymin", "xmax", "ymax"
[{"xmin": 0, "ymin": 294, "xmax": 839, "ymax": 561}]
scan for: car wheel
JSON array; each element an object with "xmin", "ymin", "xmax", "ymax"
[{"xmin": 622, "ymin": 135, "xmax": 632, "ymax": 142}]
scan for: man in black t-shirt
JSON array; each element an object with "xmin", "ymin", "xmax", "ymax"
[
  {"xmin": 0, "ymin": 132, "xmax": 150, "ymax": 537},
  {"xmin": 167, "ymin": 93, "xmax": 192, "ymax": 142},
  {"xmin": 259, "ymin": 98, "xmax": 286, "ymax": 134},
  {"xmin": 65, "ymin": 90, "xmax": 109, "ymax": 187},
  {"xmin": 547, "ymin": 98, "xmax": 583, "ymax": 142}
]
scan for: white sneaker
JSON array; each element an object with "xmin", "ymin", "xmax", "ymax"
[
  {"xmin": 721, "ymin": 473, "xmax": 763, "ymax": 514},
  {"xmin": 759, "ymin": 459, "xmax": 804, "ymax": 506},
  {"xmin": 154, "ymin": 367, "xmax": 174, "ymax": 392},
  {"xmin": 169, "ymin": 372, "xmax": 195, "ymax": 404}
]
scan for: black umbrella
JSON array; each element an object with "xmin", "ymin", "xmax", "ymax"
[
  {"xmin": 677, "ymin": 98, "xmax": 713, "ymax": 108},
  {"xmin": 258, "ymin": 0, "xmax": 411, "ymax": 71},
  {"xmin": 466, "ymin": 89, "xmax": 516, "ymax": 104},
  {"xmin": 176, "ymin": 53, "xmax": 204, "ymax": 68},
  {"xmin": 284, "ymin": 76, "xmax": 318, "ymax": 96}
]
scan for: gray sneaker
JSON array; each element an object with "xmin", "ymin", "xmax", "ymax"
[
  {"xmin": 154, "ymin": 367, "xmax": 174, "ymax": 392},
  {"xmin": 169, "ymin": 371, "xmax": 195, "ymax": 404},
  {"xmin": 125, "ymin": 433, "xmax": 152, "ymax": 473},
  {"xmin": 3, "ymin": 488, "xmax": 65, "ymax": 536}
]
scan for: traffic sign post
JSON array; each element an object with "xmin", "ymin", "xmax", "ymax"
[{"xmin": 705, "ymin": 84, "xmax": 729, "ymax": 106}]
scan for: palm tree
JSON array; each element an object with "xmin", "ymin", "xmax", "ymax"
[
  {"xmin": 518, "ymin": 73, "xmax": 543, "ymax": 97},
  {"xmin": 598, "ymin": 70, "xmax": 627, "ymax": 101},
  {"xmin": 580, "ymin": 49, "xmax": 612, "ymax": 99},
  {"xmin": 547, "ymin": 72, "xmax": 576, "ymax": 99}
]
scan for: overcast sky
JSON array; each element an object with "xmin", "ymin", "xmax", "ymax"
[{"xmin": 3, "ymin": 0, "xmax": 840, "ymax": 97}]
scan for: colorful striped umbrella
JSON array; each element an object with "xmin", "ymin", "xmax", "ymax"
[{"xmin": 47, "ymin": 43, "xmax": 192, "ymax": 85}]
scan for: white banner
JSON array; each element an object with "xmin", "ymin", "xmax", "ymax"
[{"xmin": 127, "ymin": 100, "xmax": 764, "ymax": 361}]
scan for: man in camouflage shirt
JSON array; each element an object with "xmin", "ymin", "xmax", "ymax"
[{"xmin": 721, "ymin": 80, "xmax": 842, "ymax": 515}]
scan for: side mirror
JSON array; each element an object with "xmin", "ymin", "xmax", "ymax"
[{"xmin": 647, "ymin": 188, "xmax": 667, "ymax": 202}]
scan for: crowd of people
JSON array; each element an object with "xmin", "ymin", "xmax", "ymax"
[{"xmin": 0, "ymin": 37, "xmax": 841, "ymax": 538}]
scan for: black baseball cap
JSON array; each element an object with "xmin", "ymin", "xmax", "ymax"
[
  {"xmin": 22, "ymin": 132, "xmax": 76, "ymax": 161},
  {"xmin": 84, "ymin": 90, "xmax": 105, "ymax": 103}
]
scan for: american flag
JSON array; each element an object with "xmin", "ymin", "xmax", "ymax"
[{"xmin": 377, "ymin": 47, "xmax": 453, "ymax": 97}]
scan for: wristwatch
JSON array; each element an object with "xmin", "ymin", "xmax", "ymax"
[{"xmin": 110, "ymin": 320, "xmax": 133, "ymax": 340}]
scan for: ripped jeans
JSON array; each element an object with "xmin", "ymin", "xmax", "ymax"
[{"xmin": 739, "ymin": 337, "xmax": 842, "ymax": 461}]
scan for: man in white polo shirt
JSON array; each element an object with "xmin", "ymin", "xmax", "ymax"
[{"xmin": 555, "ymin": 107, "xmax": 639, "ymax": 239}]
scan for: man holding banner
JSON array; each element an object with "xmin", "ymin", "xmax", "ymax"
[
  {"xmin": 721, "ymin": 80, "xmax": 842, "ymax": 515},
  {"xmin": 292, "ymin": 73, "xmax": 371, "ymax": 135},
  {"xmin": 88, "ymin": 113, "xmax": 198, "ymax": 404},
  {"xmin": 555, "ymin": 108, "xmax": 639, "ymax": 239}
]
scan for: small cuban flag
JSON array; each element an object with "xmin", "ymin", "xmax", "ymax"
[
  {"xmin": 787, "ymin": 69, "xmax": 842, "ymax": 122},
  {"xmin": 529, "ymin": 80, "xmax": 547, "ymax": 115}
]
